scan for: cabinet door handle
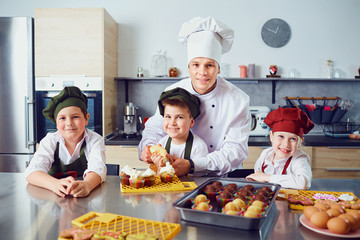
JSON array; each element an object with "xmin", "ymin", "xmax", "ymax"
[{"xmin": 326, "ymin": 168, "xmax": 360, "ymax": 171}]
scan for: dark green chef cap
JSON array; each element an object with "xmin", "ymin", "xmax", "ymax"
[
  {"xmin": 42, "ymin": 86, "xmax": 88, "ymax": 124},
  {"xmin": 158, "ymin": 87, "xmax": 201, "ymax": 119}
]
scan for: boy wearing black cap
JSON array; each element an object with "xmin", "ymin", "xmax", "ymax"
[
  {"xmin": 25, "ymin": 86, "xmax": 106, "ymax": 197},
  {"xmin": 140, "ymin": 17, "xmax": 251, "ymax": 177},
  {"xmin": 246, "ymin": 107, "xmax": 314, "ymax": 189},
  {"xmin": 150, "ymin": 88, "xmax": 208, "ymax": 172}
]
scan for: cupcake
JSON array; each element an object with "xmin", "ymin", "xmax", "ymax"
[
  {"xmin": 204, "ymin": 184, "xmax": 218, "ymax": 201},
  {"xmin": 120, "ymin": 165, "xmax": 134, "ymax": 186},
  {"xmin": 226, "ymin": 183, "xmax": 238, "ymax": 194},
  {"xmin": 216, "ymin": 189, "xmax": 233, "ymax": 208},
  {"xmin": 192, "ymin": 202, "xmax": 213, "ymax": 211},
  {"xmin": 141, "ymin": 168, "xmax": 156, "ymax": 187},
  {"xmin": 159, "ymin": 162, "xmax": 175, "ymax": 183},
  {"xmin": 129, "ymin": 172, "xmax": 145, "ymax": 189}
]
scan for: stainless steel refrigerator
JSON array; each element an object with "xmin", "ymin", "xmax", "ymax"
[{"xmin": 0, "ymin": 17, "xmax": 36, "ymax": 172}]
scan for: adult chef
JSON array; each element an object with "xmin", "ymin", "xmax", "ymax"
[{"xmin": 139, "ymin": 16, "xmax": 251, "ymax": 177}]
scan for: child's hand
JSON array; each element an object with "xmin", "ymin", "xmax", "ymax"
[
  {"xmin": 66, "ymin": 180, "xmax": 91, "ymax": 198},
  {"xmin": 52, "ymin": 176, "xmax": 75, "ymax": 197},
  {"xmin": 151, "ymin": 153, "xmax": 166, "ymax": 170},
  {"xmin": 141, "ymin": 146, "xmax": 153, "ymax": 163},
  {"xmin": 246, "ymin": 171, "xmax": 271, "ymax": 182}
]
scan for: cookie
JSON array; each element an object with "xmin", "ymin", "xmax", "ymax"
[
  {"xmin": 59, "ymin": 227, "xmax": 97, "ymax": 240},
  {"xmin": 92, "ymin": 230, "xmax": 127, "ymax": 240},
  {"xmin": 288, "ymin": 195, "xmax": 314, "ymax": 206}
]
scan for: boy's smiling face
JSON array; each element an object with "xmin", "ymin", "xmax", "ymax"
[
  {"xmin": 56, "ymin": 106, "xmax": 89, "ymax": 144},
  {"xmin": 162, "ymin": 104, "xmax": 194, "ymax": 145}
]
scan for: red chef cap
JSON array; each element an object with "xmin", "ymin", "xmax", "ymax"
[{"xmin": 264, "ymin": 107, "xmax": 314, "ymax": 138}]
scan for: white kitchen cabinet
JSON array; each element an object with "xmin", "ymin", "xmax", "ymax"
[{"xmin": 34, "ymin": 8, "xmax": 118, "ymax": 136}]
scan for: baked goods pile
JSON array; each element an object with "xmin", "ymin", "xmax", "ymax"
[
  {"xmin": 287, "ymin": 192, "xmax": 360, "ymax": 210},
  {"xmin": 120, "ymin": 165, "xmax": 156, "ymax": 188},
  {"xmin": 59, "ymin": 227, "xmax": 158, "ymax": 239},
  {"xmin": 303, "ymin": 203, "xmax": 360, "ymax": 234},
  {"xmin": 191, "ymin": 182, "xmax": 275, "ymax": 218},
  {"xmin": 120, "ymin": 162, "xmax": 175, "ymax": 189}
]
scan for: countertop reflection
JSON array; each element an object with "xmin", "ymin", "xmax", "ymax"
[{"xmin": 1, "ymin": 173, "xmax": 359, "ymax": 240}]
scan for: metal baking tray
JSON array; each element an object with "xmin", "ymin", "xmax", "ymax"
[{"xmin": 173, "ymin": 178, "xmax": 281, "ymax": 230}]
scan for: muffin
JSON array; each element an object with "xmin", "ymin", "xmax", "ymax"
[
  {"xmin": 193, "ymin": 202, "xmax": 213, "ymax": 211},
  {"xmin": 159, "ymin": 162, "xmax": 175, "ymax": 183},
  {"xmin": 129, "ymin": 172, "xmax": 145, "ymax": 189},
  {"xmin": 243, "ymin": 184, "xmax": 255, "ymax": 193},
  {"xmin": 120, "ymin": 165, "xmax": 134, "ymax": 186},
  {"xmin": 216, "ymin": 189, "xmax": 234, "ymax": 208},
  {"xmin": 226, "ymin": 183, "xmax": 238, "ymax": 194},
  {"xmin": 204, "ymin": 184, "xmax": 218, "ymax": 201},
  {"xmin": 141, "ymin": 168, "xmax": 156, "ymax": 187},
  {"xmin": 212, "ymin": 181, "xmax": 223, "ymax": 191},
  {"xmin": 193, "ymin": 194, "xmax": 209, "ymax": 205}
]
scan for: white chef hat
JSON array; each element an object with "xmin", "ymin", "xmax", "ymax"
[{"xmin": 178, "ymin": 16, "xmax": 234, "ymax": 65}]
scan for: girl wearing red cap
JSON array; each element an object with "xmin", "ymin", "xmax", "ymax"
[{"xmin": 246, "ymin": 107, "xmax": 314, "ymax": 189}]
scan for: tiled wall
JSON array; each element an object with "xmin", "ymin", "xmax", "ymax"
[{"xmin": 116, "ymin": 78, "xmax": 360, "ymax": 135}]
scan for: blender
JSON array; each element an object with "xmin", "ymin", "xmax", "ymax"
[{"xmin": 123, "ymin": 102, "xmax": 138, "ymax": 138}]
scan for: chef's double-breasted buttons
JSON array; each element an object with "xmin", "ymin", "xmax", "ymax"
[{"xmin": 208, "ymin": 103, "xmax": 216, "ymax": 149}]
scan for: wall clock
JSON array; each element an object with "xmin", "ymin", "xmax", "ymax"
[{"xmin": 261, "ymin": 18, "xmax": 291, "ymax": 48}]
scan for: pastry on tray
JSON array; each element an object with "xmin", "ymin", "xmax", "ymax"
[
  {"xmin": 59, "ymin": 227, "xmax": 97, "ymax": 240},
  {"xmin": 141, "ymin": 168, "xmax": 156, "ymax": 187},
  {"xmin": 91, "ymin": 230, "xmax": 127, "ymax": 239},
  {"xmin": 129, "ymin": 171, "xmax": 145, "ymax": 189},
  {"xmin": 120, "ymin": 165, "xmax": 136, "ymax": 186},
  {"xmin": 159, "ymin": 162, "xmax": 175, "ymax": 183}
]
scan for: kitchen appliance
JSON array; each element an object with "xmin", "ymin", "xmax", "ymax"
[
  {"xmin": 250, "ymin": 106, "xmax": 271, "ymax": 136},
  {"xmin": 35, "ymin": 76, "xmax": 103, "ymax": 143},
  {"xmin": 123, "ymin": 102, "xmax": 138, "ymax": 138},
  {"xmin": 0, "ymin": 17, "xmax": 35, "ymax": 172}
]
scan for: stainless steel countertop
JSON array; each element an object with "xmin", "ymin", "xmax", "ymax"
[{"xmin": 1, "ymin": 173, "xmax": 359, "ymax": 240}]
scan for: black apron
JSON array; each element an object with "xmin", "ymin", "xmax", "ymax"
[
  {"xmin": 164, "ymin": 131, "xmax": 194, "ymax": 160},
  {"xmin": 48, "ymin": 141, "xmax": 87, "ymax": 179}
]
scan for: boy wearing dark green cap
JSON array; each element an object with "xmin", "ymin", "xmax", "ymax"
[
  {"xmin": 149, "ymin": 88, "xmax": 208, "ymax": 173},
  {"xmin": 25, "ymin": 86, "xmax": 106, "ymax": 198}
]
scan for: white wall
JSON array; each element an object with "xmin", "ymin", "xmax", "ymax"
[{"xmin": 1, "ymin": 0, "xmax": 360, "ymax": 78}]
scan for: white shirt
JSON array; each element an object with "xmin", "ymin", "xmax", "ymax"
[
  {"xmin": 25, "ymin": 129, "xmax": 106, "ymax": 182},
  {"xmin": 254, "ymin": 147, "xmax": 312, "ymax": 189},
  {"xmin": 158, "ymin": 133, "xmax": 208, "ymax": 160},
  {"xmin": 139, "ymin": 76, "xmax": 251, "ymax": 176}
]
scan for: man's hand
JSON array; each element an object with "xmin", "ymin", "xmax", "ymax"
[
  {"xmin": 171, "ymin": 156, "xmax": 191, "ymax": 176},
  {"xmin": 141, "ymin": 146, "xmax": 153, "ymax": 163}
]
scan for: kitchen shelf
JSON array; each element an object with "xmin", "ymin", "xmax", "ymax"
[{"xmin": 115, "ymin": 77, "xmax": 360, "ymax": 104}]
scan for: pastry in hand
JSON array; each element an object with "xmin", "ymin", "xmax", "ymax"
[{"xmin": 149, "ymin": 144, "xmax": 169, "ymax": 166}]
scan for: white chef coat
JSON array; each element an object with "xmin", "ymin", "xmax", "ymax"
[
  {"xmin": 25, "ymin": 129, "xmax": 106, "ymax": 182},
  {"xmin": 139, "ymin": 76, "xmax": 251, "ymax": 176},
  {"xmin": 254, "ymin": 147, "xmax": 312, "ymax": 189},
  {"xmin": 158, "ymin": 133, "xmax": 208, "ymax": 163}
]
